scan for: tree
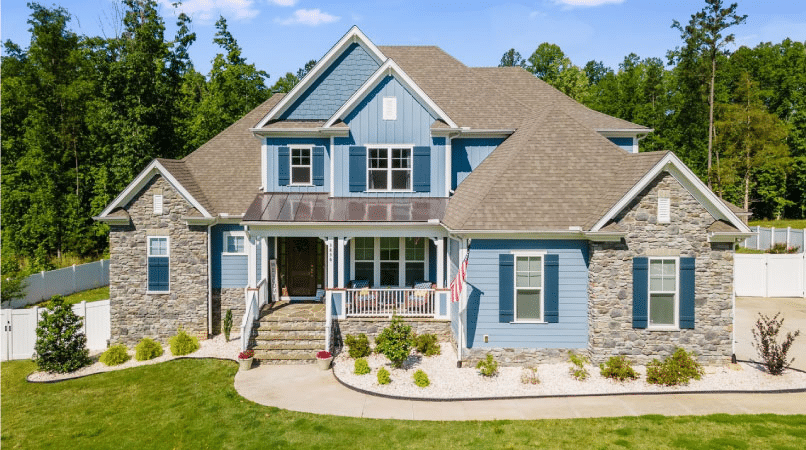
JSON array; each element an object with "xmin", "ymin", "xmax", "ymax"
[
  {"xmin": 672, "ymin": 0, "xmax": 747, "ymax": 188},
  {"xmin": 499, "ymin": 48, "xmax": 525, "ymax": 68},
  {"xmin": 527, "ymin": 43, "xmax": 589, "ymax": 101},
  {"xmin": 33, "ymin": 296, "xmax": 91, "ymax": 373},
  {"xmin": 270, "ymin": 59, "xmax": 317, "ymax": 94}
]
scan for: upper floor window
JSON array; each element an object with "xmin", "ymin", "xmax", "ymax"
[
  {"xmin": 368, "ymin": 147, "xmax": 411, "ymax": 191},
  {"xmin": 290, "ymin": 147, "xmax": 312, "ymax": 185}
]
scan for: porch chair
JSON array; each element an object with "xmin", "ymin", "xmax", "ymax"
[
  {"xmin": 348, "ymin": 279, "xmax": 375, "ymax": 313},
  {"xmin": 406, "ymin": 281, "xmax": 434, "ymax": 315}
]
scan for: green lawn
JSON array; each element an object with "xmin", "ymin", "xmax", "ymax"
[
  {"xmin": 749, "ymin": 219, "xmax": 806, "ymax": 229},
  {"xmin": 2, "ymin": 360, "xmax": 805, "ymax": 449},
  {"xmin": 26, "ymin": 286, "xmax": 109, "ymax": 309}
]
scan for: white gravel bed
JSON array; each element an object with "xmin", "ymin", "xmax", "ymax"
[
  {"xmin": 333, "ymin": 342, "xmax": 806, "ymax": 399},
  {"xmin": 27, "ymin": 335, "xmax": 241, "ymax": 383}
]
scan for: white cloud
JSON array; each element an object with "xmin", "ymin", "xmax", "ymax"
[
  {"xmin": 267, "ymin": 0, "xmax": 298, "ymax": 6},
  {"xmin": 161, "ymin": 0, "xmax": 260, "ymax": 23},
  {"xmin": 276, "ymin": 8, "xmax": 340, "ymax": 26},
  {"xmin": 554, "ymin": 0, "xmax": 625, "ymax": 7}
]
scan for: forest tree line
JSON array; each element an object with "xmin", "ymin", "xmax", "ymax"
[{"xmin": 2, "ymin": 0, "xmax": 804, "ymax": 278}]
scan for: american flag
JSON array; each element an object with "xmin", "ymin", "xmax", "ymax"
[{"xmin": 450, "ymin": 249, "xmax": 469, "ymax": 303}]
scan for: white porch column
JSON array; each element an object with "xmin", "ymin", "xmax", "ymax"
[
  {"xmin": 247, "ymin": 235, "xmax": 257, "ymax": 288},
  {"xmin": 325, "ymin": 237, "xmax": 335, "ymax": 289},
  {"xmin": 260, "ymin": 236, "xmax": 269, "ymax": 282},
  {"xmin": 433, "ymin": 237, "xmax": 444, "ymax": 288},
  {"xmin": 338, "ymin": 237, "xmax": 349, "ymax": 288}
]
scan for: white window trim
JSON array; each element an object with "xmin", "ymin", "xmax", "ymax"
[
  {"xmin": 289, "ymin": 145, "xmax": 314, "ymax": 186},
  {"xmin": 512, "ymin": 251, "xmax": 545, "ymax": 323},
  {"xmin": 647, "ymin": 256, "xmax": 680, "ymax": 330},
  {"xmin": 147, "ymin": 236, "xmax": 170, "ymax": 294},
  {"xmin": 350, "ymin": 237, "xmax": 429, "ymax": 287},
  {"xmin": 366, "ymin": 145, "xmax": 414, "ymax": 192},
  {"xmin": 222, "ymin": 231, "xmax": 247, "ymax": 256}
]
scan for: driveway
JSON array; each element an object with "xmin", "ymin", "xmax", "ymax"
[{"xmin": 735, "ymin": 297, "xmax": 806, "ymax": 371}]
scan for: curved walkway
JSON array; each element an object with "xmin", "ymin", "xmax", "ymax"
[{"xmin": 234, "ymin": 365, "xmax": 806, "ymax": 421}]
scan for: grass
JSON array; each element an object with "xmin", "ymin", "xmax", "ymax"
[
  {"xmin": 736, "ymin": 247, "xmax": 766, "ymax": 254},
  {"xmin": 25, "ymin": 286, "xmax": 109, "ymax": 309},
  {"xmin": 748, "ymin": 219, "xmax": 806, "ymax": 229},
  {"xmin": 3, "ymin": 359, "xmax": 806, "ymax": 449}
]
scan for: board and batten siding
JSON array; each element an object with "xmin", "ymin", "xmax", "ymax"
[
  {"xmin": 451, "ymin": 138, "xmax": 505, "ymax": 190},
  {"xmin": 333, "ymin": 75, "xmax": 447, "ymax": 197},
  {"xmin": 264, "ymin": 138, "xmax": 330, "ymax": 192},
  {"xmin": 281, "ymin": 43, "xmax": 380, "ymax": 120},
  {"xmin": 464, "ymin": 239, "xmax": 589, "ymax": 349},
  {"xmin": 211, "ymin": 224, "xmax": 266, "ymax": 288}
]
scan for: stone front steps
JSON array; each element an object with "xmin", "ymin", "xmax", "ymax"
[{"xmin": 251, "ymin": 301, "xmax": 326, "ymax": 364}]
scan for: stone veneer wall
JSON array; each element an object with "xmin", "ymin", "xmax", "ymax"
[
  {"xmin": 211, "ymin": 288, "xmax": 245, "ymax": 336},
  {"xmin": 588, "ymin": 172, "xmax": 734, "ymax": 365},
  {"xmin": 331, "ymin": 318, "xmax": 452, "ymax": 354},
  {"xmin": 462, "ymin": 347, "xmax": 588, "ymax": 367},
  {"xmin": 109, "ymin": 176, "xmax": 208, "ymax": 345}
]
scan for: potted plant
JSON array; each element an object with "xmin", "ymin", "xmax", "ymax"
[
  {"xmin": 316, "ymin": 350, "xmax": 333, "ymax": 370},
  {"xmin": 238, "ymin": 349, "xmax": 255, "ymax": 371}
]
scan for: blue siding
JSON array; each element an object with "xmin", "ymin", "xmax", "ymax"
[
  {"xmin": 428, "ymin": 239, "xmax": 437, "ymax": 285},
  {"xmin": 334, "ymin": 76, "xmax": 446, "ymax": 197},
  {"xmin": 451, "ymin": 138, "xmax": 505, "ymax": 190},
  {"xmin": 265, "ymin": 138, "xmax": 330, "ymax": 192},
  {"xmin": 212, "ymin": 224, "xmax": 248, "ymax": 289},
  {"xmin": 282, "ymin": 43, "xmax": 380, "ymax": 120},
  {"xmin": 607, "ymin": 137, "xmax": 634, "ymax": 152},
  {"xmin": 464, "ymin": 239, "xmax": 589, "ymax": 349}
]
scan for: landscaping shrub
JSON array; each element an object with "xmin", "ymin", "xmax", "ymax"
[
  {"xmin": 568, "ymin": 351, "xmax": 590, "ymax": 381},
  {"xmin": 374, "ymin": 316, "xmax": 413, "ymax": 368},
  {"xmin": 33, "ymin": 295, "xmax": 91, "ymax": 373},
  {"xmin": 521, "ymin": 367, "xmax": 540, "ymax": 385},
  {"xmin": 413, "ymin": 333, "xmax": 441, "ymax": 356},
  {"xmin": 646, "ymin": 348, "xmax": 704, "ymax": 386},
  {"xmin": 599, "ymin": 355, "xmax": 638, "ymax": 381},
  {"xmin": 413, "ymin": 369, "xmax": 430, "ymax": 387},
  {"xmin": 752, "ymin": 312, "xmax": 801, "ymax": 375},
  {"xmin": 767, "ymin": 243, "xmax": 800, "ymax": 254},
  {"xmin": 223, "ymin": 309, "xmax": 233, "ymax": 341},
  {"xmin": 135, "ymin": 338, "xmax": 164, "ymax": 361},
  {"xmin": 377, "ymin": 367, "xmax": 391, "ymax": 385},
  {"xmin": 169, "ymin": 328, "xmax": 200, "ymax": 356},
  {"xmin": 344, "ymin": 333, "xmax": 371, "ymax": 358},
  {"xmin": 99, "ymin": 344, "xmax": 130, "ymax": 366},
  {"xmin": 476, "ymin": 353, "xmax": 499, "ymax": 377},
  {"xmin": 354, "ymin": 358, "xmax": 371, "ymax": 375}
]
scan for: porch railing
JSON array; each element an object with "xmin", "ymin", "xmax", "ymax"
[
  {"xmin": 344, "ymin": 288, "xmax": 435, "ymax": 317},
  {"xmin": 241, "ymin": 278, "xmax": 268, "ymax": 352}
]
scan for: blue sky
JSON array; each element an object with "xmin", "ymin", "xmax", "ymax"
[{"xmin": 3, "ymin": 0, "xmax": 805, "ymax": 80}]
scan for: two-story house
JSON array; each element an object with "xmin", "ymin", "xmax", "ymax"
[{"xmin": 95, "ymin": 27, "xmax": 752, "ymax": 366}]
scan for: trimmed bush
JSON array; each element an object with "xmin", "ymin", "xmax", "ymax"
[
  {"xmin": 169, "ymin": 329, "xmax": 200, "ymax": 356},
  {"xmin": 413, "ymin": 333, "xmax": 441, "ymax": 356},
  {"xmin": 568, "ymin": 351, "xmax": 590, "ymax": 381},
  {"xmin": 521, "ymin": 367, "xmax": 540, "ymax": 385},
  {"xmin": 476, "ymin": 353, "xmax": 499, "ymax": 377},
  {"xmin": 33, "ymin": 296, "xmax": 91, "ymax": 373},
  {"xmin": 599, "ymin": 356, "xmax": 638, "ymax": 382},
  {"xmin": 344, "ymin": 333, "xmax": 371, "ymax": 358},
  {"xmin": 752, "ymin": 312, "xmax": 801, "ymax": 375},
  {"xmin": 354, "ymin": 358, "xmax": 371, "ymax": 375},
  {"xmin": 375, "ymin": 316, "xmax": 413, "ymax": 368},
  {"xmin": 99, "ymin": 344, "xmax": 131, "ymax": 366},
  {"xmin": 223, "ymin": 309, "xmax": 233, "ymax": 342},
  {"xmin": 377, "ymin": 367, "xmax": 391, "ymax": 385},
  {"xmin": 135, "ymin": 338, "xmax": 164, "ymax": 361},
  {"xmin": 413, "ymin": 369, "xmax": 430, "ymax": 388},
  {"xmin": 646, "ymin": 348, "xmax": 704, "ymax": 386}
]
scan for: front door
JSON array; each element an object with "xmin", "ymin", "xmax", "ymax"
[{"xmin": 284, "ymin": 237, "xmax": 319, "ymax": 297}]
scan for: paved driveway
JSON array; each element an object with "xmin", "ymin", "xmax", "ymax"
[{"xmin": 735, "ymin": 297, "xmax": 806, "ymax": 371}]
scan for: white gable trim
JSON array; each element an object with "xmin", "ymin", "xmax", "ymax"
[
  {"xmin": 590, "ymin": 152, "xmax": 750, "ymax": 233},
  {"xmin": 97, "ymin": 160, "xmax": 213, "ymax": 219},
  {"xmin": 323, "ymin": 59, "xmax": 458, "ymax": 129},
  {"xmin": 255, "ymin": 26, "xmax": 386, "ymax": 128}
]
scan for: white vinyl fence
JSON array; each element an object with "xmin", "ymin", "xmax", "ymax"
[
  {"xmin": 734, "ymin": 253, "xmax": 806, "ymax": 298},
  {"xmin": 1, "ymin": 300, "xmax": 110, "ymax": 361},
  {"xmin": 8, "ymin": 260, "xmax": 110, "ymax": 309},
  {"xmin": 743, "ymin": 226, "xmax": 805, "ymax": 253}
]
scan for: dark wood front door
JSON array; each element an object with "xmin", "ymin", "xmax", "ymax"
[{"xmin": 285, "ymin": 238, "xmax": 319, "ymax": 296}]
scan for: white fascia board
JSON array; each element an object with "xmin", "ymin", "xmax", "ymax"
[
  {"xmin": 444, "ymin": 230, "xmax": 588, "ymax": 240},
  {"xmin": 590, "ymin": 153, "xmax": 751, "ymax": 233},
  {"xmin": 255, "ymin": 26, "xmax": 386, "ymax": 128},
  {"xmin": 93, "ymin": 215, "xmax": 130, "ymax": 225},
  {"xmin": 98, "ymin": 160, "xmax": 213, "ymax": 219},
  {"xmin": 249, "ymin": 128, "xmax": 349, "ymax": 138},
  {"xmin": 324, "ymin": 59, "xmax": 458, "ymax": 129},
  {"xmin": 708, "ymin": 232, "xmax": 755, "ymax": 243},
  {"xmin": 182, "ymin": 216, "xmax": 216, "ymax": 225},
  {"xmin": 431, "ymin": 129, "xmax": 515, "ymax": 139},
  {"xmin": 596, "ymin": 129, "xmax": 654, "ymax": 136},
  {"xmin": 243, "ymin": 222, "xmax": 448, "ymax": 239}
]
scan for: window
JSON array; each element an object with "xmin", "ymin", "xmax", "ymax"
[
  {"xmin": 290, "ymin": 147, "xmax": 312, "ymax": 185},
  {"xmin": 368, "ymin": 147, "xmax": 412, "ymax": 191},
  {"xmin": 147, "ymin": 237, "xmax": 169, "ymax": 292},
  {"xmin": 153, "ymin": 194, "xmax": 163, "ymax": 215},
  {"xmin": 353, "ymin": 237, "xmax": 374, "ymax": 285},
  {"xmin": 379, "ymin": 237, "xmax": 399, "ymax": 286},
  {"xmin": 405, "ymin": 237, "xmax": 425, "ymax": 286},
  {"xmin": 649, "ymin": 258, "xmax": 677, "ymax": 327},
  {"xmin": 223, "ymin": 231, "xmax": 246, "ymax": 255},
  {"xmin": 351, "ymin": 237, "xmax": 428, "ymax": 287},
  {"xmin": 514, "ymin": 255, "xmax": 543, "ymax": 322}
]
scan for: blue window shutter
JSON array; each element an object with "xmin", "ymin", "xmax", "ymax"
[
  {"xmin": 679, "ymin": 257, "xmax": 696, "ymax": 329},
  {"xmin": 349, "ymin": 146, "xmax": 366, "ymax": 192},
  {"xmin": 499, "ymin": 253, "xmax": 514, "ymax": 322},
  {"xmin": 544, "ymin": 254, "xmax": 559, "ymax": 323},
  {"xmin": 633, "ymin": 257, "xmax": 648, "ymax": 328},
  {"xmin": 148, "ymin": 257, "xmax": 169, "ymax": 291},
  {"xmin": 278, "ymin": 146, "xmax": 290, "ymax": 186},
  {"xmin": 312, "ymin": 146, "xmax": 325, "ymax": 186},
  {"xmin": 413, "ymin": 146, "xmax": 431, "ymax": 192}
]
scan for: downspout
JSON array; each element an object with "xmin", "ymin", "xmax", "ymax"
[{"xmin": 207, "ymin": 222, "xmax": 213, "ymax": 337}]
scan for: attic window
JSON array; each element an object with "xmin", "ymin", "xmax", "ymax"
[
  {"xmin": 153, "ymin": 194, "xmax": 163, "ymax": 215},
  {"xmin": 383, "ymin": 97, "xmax": 397, "ymax": 120},
  {"xmin": 657, "ymin": 191, "xmax": 670, "ymax": 223}
]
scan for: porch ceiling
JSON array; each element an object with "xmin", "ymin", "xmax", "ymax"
[{"xmin": 243, "ymin": 193, "xmax": 448, "ymax": 223}]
